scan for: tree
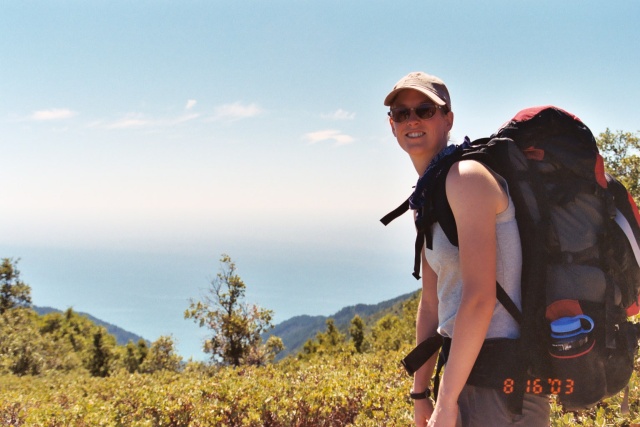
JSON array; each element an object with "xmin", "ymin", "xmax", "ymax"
[
  {"xmin": 137, "ymin": 339, "xmax": 149, "ymax": 367},
  {"xmin": 349, "ymin": 315, "xmax": 366, "ymax": 353},
  {"xmin": 39, "ymin": 308, "xmax": 104, "ymax": 372},
  {"xmin": 139, "ymin": 335, "xmax": 182, "ymax": 373},
  {"xmin": 87, "ymin": 328, "xmax": 115, "ymax": 377},
  {"xmin": 122, "ymin": 341, "xmax": 141, "ymax": 373},
  {"xmin": 368, "ymin": 293, "xmax": 419, "ymax": 352},
  {"xmin": 123, "ymin": 340, "xmax": 139, "ymax": 373},
  {"xmin": 0, "ymin": 307, "xmax": 45, "ymax": 375},
  {"xmin": 301, "ymin": 318, "xmax": 349, "ymax": 359},
  {"xmin": 370, "ymin": 314, "xmax": 403, "ymax": 351},
  {"xmin": 122, "ymin": 339, "xmax": 152, "ymax": 373},
  {"xmin": 597, "ymin": 129, "xmax": 640, "ymax": 205},
  {"xmin": 0, "ymin": 259, "xmax": 39, "ymax": 375},
  {"xmin": 184, "ymin": 254, "xmax": 281, "ymax": 366},
  {"xmin": 0, "ymin": 258, "xmax": 32, "ymax": 314}
]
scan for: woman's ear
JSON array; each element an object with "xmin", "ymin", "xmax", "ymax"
[
  {"xmin": 389, "ymin": 117, "xmax": 397, "ymax": 137},
  {"xmin": 445, "ymin": 111, "xmax": 454, "ymax": 131}
]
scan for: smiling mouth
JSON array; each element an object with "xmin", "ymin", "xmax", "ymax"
[{"xmin": 406, "ymin": 132, "xmax": 425, "ymax": 138}]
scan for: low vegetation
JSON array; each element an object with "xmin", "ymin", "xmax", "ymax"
[{"xmin": 3, "ymin": 265, "xmax": 640, "ymax": 426}]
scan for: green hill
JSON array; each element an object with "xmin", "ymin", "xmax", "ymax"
[
  {"xmin": 33, "ymin": 306, "xmax": 148, "ymax": 346},
  {"xmin": 267, "ymin": 289, "xmax": 418, "ymax": 359}
]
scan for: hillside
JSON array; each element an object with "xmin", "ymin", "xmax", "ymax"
[
  {"xmin": 33, "ymin": 306, "xmax": 148, "ymax": 346},
  {"xmin": 267, "ymin": 289, "xmax": 418, "ymax": 359},
  {"xmin": 31, "ymin": 290, "xmax": 417, "ymax": 360}
]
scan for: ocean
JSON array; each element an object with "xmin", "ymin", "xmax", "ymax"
[{"xmin": 1, "ymin": 220, "xmax": 419, "ymax": 361}]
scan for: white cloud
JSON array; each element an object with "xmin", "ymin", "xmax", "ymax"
[
  {"xmin": 321, "ymin": 109, "xmax": 356, "ymax": 120},
  {"xmin": 185, "ymin": 99, "xmax": 197, "ymax": 110},
  {"xmin": 169, "ymin": 113, "xmax": 200, "ymax": 125},
  {"xmin": 304, "ymin": 129, "xmax": 355, "ymax": 146},
  {"xmin": 85, "ymin": 120, "xmax": 104, "ymax": 129},
  {"xmin": 30, "ymin": 108, "xmax": 77, "ymax": 121},
  {"xmin": 210, "ymin": 102, "xmax": 263, "ymax": 121},
  {"xmin": 102, "ymin": 111, "xmax": 200, "ymax": 130},
  {"xmin": 106, "ymin": 114, "xmax": 152, "ymax": 129}
]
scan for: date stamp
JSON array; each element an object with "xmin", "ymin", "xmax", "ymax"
[{"xmin": 503, "ymin": 378, "xmax": 575, "ymax": 395}]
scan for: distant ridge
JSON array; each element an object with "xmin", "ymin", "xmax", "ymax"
[
  {"xmin": 267, "ymin": 290, "xmax": 418, "ymax": 359},
  {"xmin": 33, "ymin": 306, "xmax": 149, "ymax": 346}
]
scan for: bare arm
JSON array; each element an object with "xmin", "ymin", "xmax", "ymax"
[
  {"xmin": 413, "ymin": 254, "xmax": 439, "ymax": 427},
  {"xmin": 428, "ymin": 160, "xmax": 508, "ymax": 427}
]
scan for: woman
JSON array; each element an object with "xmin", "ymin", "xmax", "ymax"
[{"xmin": 384, "ymin": 72, "xmax": 550, "ymax": 427}]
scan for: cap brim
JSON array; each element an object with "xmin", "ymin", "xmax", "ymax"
[{"xmin": 384, "ymin": 86, "xmax": 446, "ymax": 107}]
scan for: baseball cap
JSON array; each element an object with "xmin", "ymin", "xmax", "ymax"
[{"xmin": 384, "ymin": 72, "xmax": 451, "ymax": 109}]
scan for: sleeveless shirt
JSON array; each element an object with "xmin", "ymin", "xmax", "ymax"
[{"xmin": 424, "ymin": 171, "xmax": 522, "ymax": 339}]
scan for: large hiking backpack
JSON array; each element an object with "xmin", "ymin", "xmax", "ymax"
[{"xmin": 382, "ymin": 106, "xmax": 640, "ymax": 411}]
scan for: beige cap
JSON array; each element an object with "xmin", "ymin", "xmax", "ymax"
[{"xmin": 384, "ymin": 71, "xmax": 451, "ymax": 109}]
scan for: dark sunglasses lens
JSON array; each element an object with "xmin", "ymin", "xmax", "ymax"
[
  {"xmin": 389, "ymin": 104, "xmax": 438, "ymax": 122},
  {"xmin": 390, "ymin": 108, "xmax": 410, "ymax": 123},
  {"xmin": 416, "ymin": 105, "xmax": 437, "ymax": 119}
]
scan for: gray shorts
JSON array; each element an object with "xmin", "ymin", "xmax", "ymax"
[{"xmin": 455, "ymin": 385, "xmax": 550, "ymax": 427}]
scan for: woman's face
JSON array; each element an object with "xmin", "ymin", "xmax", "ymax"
[{"xmin": 389, "ymin": 89, "xmax": 453, "ymax": 170}]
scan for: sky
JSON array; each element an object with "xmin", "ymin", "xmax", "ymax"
[{"xmin": 1, "ymin": 1, "xmax": 639, "ymax": 360}]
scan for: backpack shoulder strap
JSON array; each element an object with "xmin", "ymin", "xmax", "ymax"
[{"xmin": 381, "ymin": 138, "xmax": 502, "ymax": 279}]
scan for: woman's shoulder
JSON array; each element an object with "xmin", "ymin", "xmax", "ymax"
[
  {"xmin": 446, "ymin": 159, "xmax": 498, "ymax": 187},
  {"xmin": 445, "ymin": 159, "xmax": 508, "ymax": 213}
]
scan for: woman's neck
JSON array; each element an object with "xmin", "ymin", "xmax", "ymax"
[{"xmin": 411, "ymin": 144, "xmax": 450, "ymax": 176}]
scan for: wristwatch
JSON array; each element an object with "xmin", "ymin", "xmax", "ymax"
[{"xmin": 410, "ymin": 389, "xmax": 431, "ymax": 400}]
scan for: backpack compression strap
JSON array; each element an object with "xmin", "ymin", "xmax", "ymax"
[
  {"xmin": 400, "ymin": 334, "xmax": 444, "ymax": 376},
  {"xmin": 400, "ymin": 282, "xmax": 523, "ymax": 377},
  {"xmin": 381, "ymin": 198, "xmax": 426, "ymax": 280},
  {"xmin": 380, "ymin": 199, "xmax": 409, "ymax": 226},
  {"xmin": 496, "ymin": 283, "xmax": 523, "ymax": 325}
]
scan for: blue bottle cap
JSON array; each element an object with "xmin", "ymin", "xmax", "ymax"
[{"xmin": 550, "ymin": 315, "xmax": 594, "ymax": 338}]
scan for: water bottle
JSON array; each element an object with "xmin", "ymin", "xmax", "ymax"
[
  {"xmin": 548, "ymin": 313, "xmax": 606, "ymax": 409},
  {"xmin": 549, "ymin": 314, "xmax": 594, "ymax": 356}
]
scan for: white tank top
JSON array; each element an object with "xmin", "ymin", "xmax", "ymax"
[{"xmin": 424, "ymin": 172, "xmax": 522, "ymax": 339}]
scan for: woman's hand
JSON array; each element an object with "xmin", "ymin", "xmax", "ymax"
[
  {"xmin": 427, "ymin": 398, "xmax": 458, "ymax": 427},
  {"xmin": 414, "ymin": 398, "xmax": 434, "ymax": 427}
]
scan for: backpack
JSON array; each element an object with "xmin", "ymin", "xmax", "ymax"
[{"xmin": 382, "ymin": 106, "xmax": 640, "ymax": 412}]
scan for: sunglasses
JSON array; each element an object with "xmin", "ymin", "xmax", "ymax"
[{"xmin": 388, "ymin": 103, "xmax": 444, "ymax": 123}]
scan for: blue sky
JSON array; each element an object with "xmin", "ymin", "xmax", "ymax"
[{"xmin": 1, "ymin": 1, "xmax": 639, "ymax": 360}]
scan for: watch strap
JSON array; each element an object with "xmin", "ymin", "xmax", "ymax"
[{"xmin": 410, "ymin": 389, "xmax": 431, "ymax": 400}]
